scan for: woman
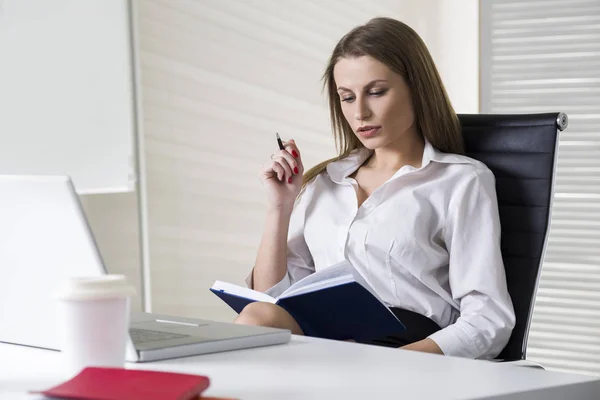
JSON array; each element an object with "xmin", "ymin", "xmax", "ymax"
[{"xmin": 234, "ymin": 17, "xmax": 515, "ymax": 359}]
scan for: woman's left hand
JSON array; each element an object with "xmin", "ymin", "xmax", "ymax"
[{"xmin": 400, "ymin": 338, "xmax": 444, "ymax": 354}]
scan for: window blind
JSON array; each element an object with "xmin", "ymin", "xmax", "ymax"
[{"xmin": 481, "ymin": 0, "xmax": 600, "ymax": 376}]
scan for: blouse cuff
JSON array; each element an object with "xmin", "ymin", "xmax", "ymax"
[{"xmin": 428, "ymin": 323, "xmax": 483, "ymax": 359}]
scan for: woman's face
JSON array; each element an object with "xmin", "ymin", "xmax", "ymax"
[{"xmin": 333, "ymin": 55, "xmax": 418, "ymax": 150}]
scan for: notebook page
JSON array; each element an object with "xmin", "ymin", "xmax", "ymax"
[
  {"xmin": 278, "ymin": 260, "xmax": 354, "ymax": 299},
  {"xmin": 211, "ymin": 280, "xmax": 276, "ymax": 303}
]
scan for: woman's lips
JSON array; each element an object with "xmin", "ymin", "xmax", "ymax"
[{"xmin": 357, "ymin": 126, "xmax": 381, "ymax": 138}]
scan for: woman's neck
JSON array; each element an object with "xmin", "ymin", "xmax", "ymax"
[{"xmin": 366, "ymin": 134, "xmax": 425, "ymax": 172}]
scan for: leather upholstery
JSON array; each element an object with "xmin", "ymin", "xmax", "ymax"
[{"xmin": 459, "ymin": 113, "xmax": 564, "ymax": 361}]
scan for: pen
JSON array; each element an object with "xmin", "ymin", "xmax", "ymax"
[{"xmin": 276, "ymin": 132, "xmax": 285, "ymax": 151}]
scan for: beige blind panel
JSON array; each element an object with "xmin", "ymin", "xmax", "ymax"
[
  {"xmin": 137, "ymin": 0, "xmax": 334, "ymax": 321},
  {"xmin": 481, "ymin": 0, "xmax": 600, "ymax": 376}
]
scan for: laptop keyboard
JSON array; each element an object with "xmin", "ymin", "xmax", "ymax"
[{"xmin": 129, "ymin": 328, "xmax": 190, "ymax": 345}]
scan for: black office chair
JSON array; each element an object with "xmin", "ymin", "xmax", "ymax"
[{"xmin": 459, "ymin": 112, "xmax": 568, "ymax": 364}]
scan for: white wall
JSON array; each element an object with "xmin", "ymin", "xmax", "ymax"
[
  {"xmin": 435, "ymin": 1, "xmax": 480, "ymax": 113},
  {"xmin": 0, "ymin": 0, "xmax": 145, "ymax": 310},
  {"xmin": 0, "ymin": 0, "xmax": 137, "ymax": 193},
  {"xmin": 379, "ymin": 0, "xmax": 480, "ymax": 113},
  {"xmin": 135, "ymin": 0, "xmax": 479, "ymax": 321}
]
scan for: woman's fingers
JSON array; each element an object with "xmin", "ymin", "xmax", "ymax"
[
  {"xmin": 276, "ymin": 149, "xmax": 299, "ymax": 176},
  {"xmin": 281, "ymin": 139, "xmax": 304, "ymax": 174},
  {"xmin": 269, "ymin": 162, "xmax": 285, "ymax": 181},
  {"xmin": 262, "ymin": 138, "xmax": 303, "ymax": 184},
  {"xmin": 272, "ymin": 154, "xmax": 293, "ymax": 183},
  {"xmin": 286, "ymin": 139, "xmax": 300, "ymax": 158},
  {"xmin": 284, "ymin": 140, "xmax": 303, "ymax": 171}
]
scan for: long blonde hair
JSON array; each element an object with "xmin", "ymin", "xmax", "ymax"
[{"xmin": 303, "ymin": 17, "xmax": 464, "ymax": 186}]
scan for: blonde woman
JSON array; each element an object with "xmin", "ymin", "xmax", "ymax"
[{"xmin": 235, "ymin": 17, "xmax": 515, "ymax": 360}]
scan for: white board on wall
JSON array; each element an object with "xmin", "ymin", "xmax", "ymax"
[{"xmin": 0, "ymin": 0, "xmax": 137, "ymax": 194}]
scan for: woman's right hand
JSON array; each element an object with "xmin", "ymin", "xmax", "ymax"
[{"xmin": 260, "ymin": 139, "xmax": 304, "ymax": 211}]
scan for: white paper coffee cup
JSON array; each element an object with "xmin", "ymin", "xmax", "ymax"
[{"xmin": 55, "ymin": 275, "xmax": 135, "ymax": 376}]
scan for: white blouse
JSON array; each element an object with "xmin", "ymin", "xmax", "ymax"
[{"xmin": 251, "ymin": 139, "xmax": 516, "ymax": 359}]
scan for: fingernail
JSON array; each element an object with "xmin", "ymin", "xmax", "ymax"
[
  {"xmin": 294, "ymin": 167, "xmax": 298, "ymax": 174},
  {"xmin": 288, "ymin": 177, "xmax": 292, "ymax": 184},
  {"xmin": 292, "ymin": 150, "xmax": 299, "ymax": 158}
]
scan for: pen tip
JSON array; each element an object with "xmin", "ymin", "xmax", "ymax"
[{"xmin": 276, "ymin": 132, "xmax": 281, "ymax": 139}]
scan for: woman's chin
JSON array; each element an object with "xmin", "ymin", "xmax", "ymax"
[{"xmin": 358, "ymin": 136, "xmax": 387, "ymax": 150}]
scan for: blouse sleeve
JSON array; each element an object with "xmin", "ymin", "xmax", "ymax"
[{"xmin": 428, "ymin": 168, "xmax": 516, "ymax": 359}]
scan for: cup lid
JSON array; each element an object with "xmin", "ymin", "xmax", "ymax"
[{"xmin": 55, "ymin": 275, "xmax": 136, "ymax": 301}]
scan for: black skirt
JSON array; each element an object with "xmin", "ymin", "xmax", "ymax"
[
  {"xmin": 297, "ymin": 307, "xmax": 441, "ymax": 347},
  {"xmin": 362, "ymin": 307, "xmax": 442, "ymax": 348}
]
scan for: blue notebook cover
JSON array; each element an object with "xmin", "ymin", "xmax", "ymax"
[
  {"xmin": 210, "ymin": 288, "xmax": 256, "ymax": 314},
  {"xmin": 210, "ymin": 281, "xmax": 405, "ymax": 343}
]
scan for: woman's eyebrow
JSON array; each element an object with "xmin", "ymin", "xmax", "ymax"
[{"xmin": 337, "ymin": 79, "xmax": 389, "ymax": 92}]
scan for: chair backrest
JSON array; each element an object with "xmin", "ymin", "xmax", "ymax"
[{"xmin": 458, "ymin": 113, "xmax": 567, "ymax": 361}]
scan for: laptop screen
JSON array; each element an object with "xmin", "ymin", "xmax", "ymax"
[{"xmin": 0, "ymin": 175, "xmax": 107, "ymax": 350}]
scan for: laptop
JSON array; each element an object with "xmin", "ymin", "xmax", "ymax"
[{"xmin": 0, "ymin": 175, "xmax": 290, "ymax": 362}]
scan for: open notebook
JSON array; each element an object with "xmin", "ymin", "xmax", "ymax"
[{"xmin": 210, "ymin": 260, "xmax": 406, "ymax": 342}]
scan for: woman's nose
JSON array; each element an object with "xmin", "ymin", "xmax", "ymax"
[{"xmin": 354, "ymin": 98, "xmax": 371, "ymax": 121}]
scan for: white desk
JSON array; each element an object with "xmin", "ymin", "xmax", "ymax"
[{"xmin": 1, "ymin": 336, "xmax": 598, "ymax": 400}]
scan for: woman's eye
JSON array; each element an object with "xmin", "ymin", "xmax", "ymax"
[
  {"xmin": 369, "ymin": 89, "xmax": 387, "ymax": 96},
  {"xmin": 341, "ymin": 96, "xmax": 355, "ymax": 103}
]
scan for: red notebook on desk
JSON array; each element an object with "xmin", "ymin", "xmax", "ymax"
[{"xmin": 31, "ymin": 367, "xmax": 211, "ymax": 400}]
